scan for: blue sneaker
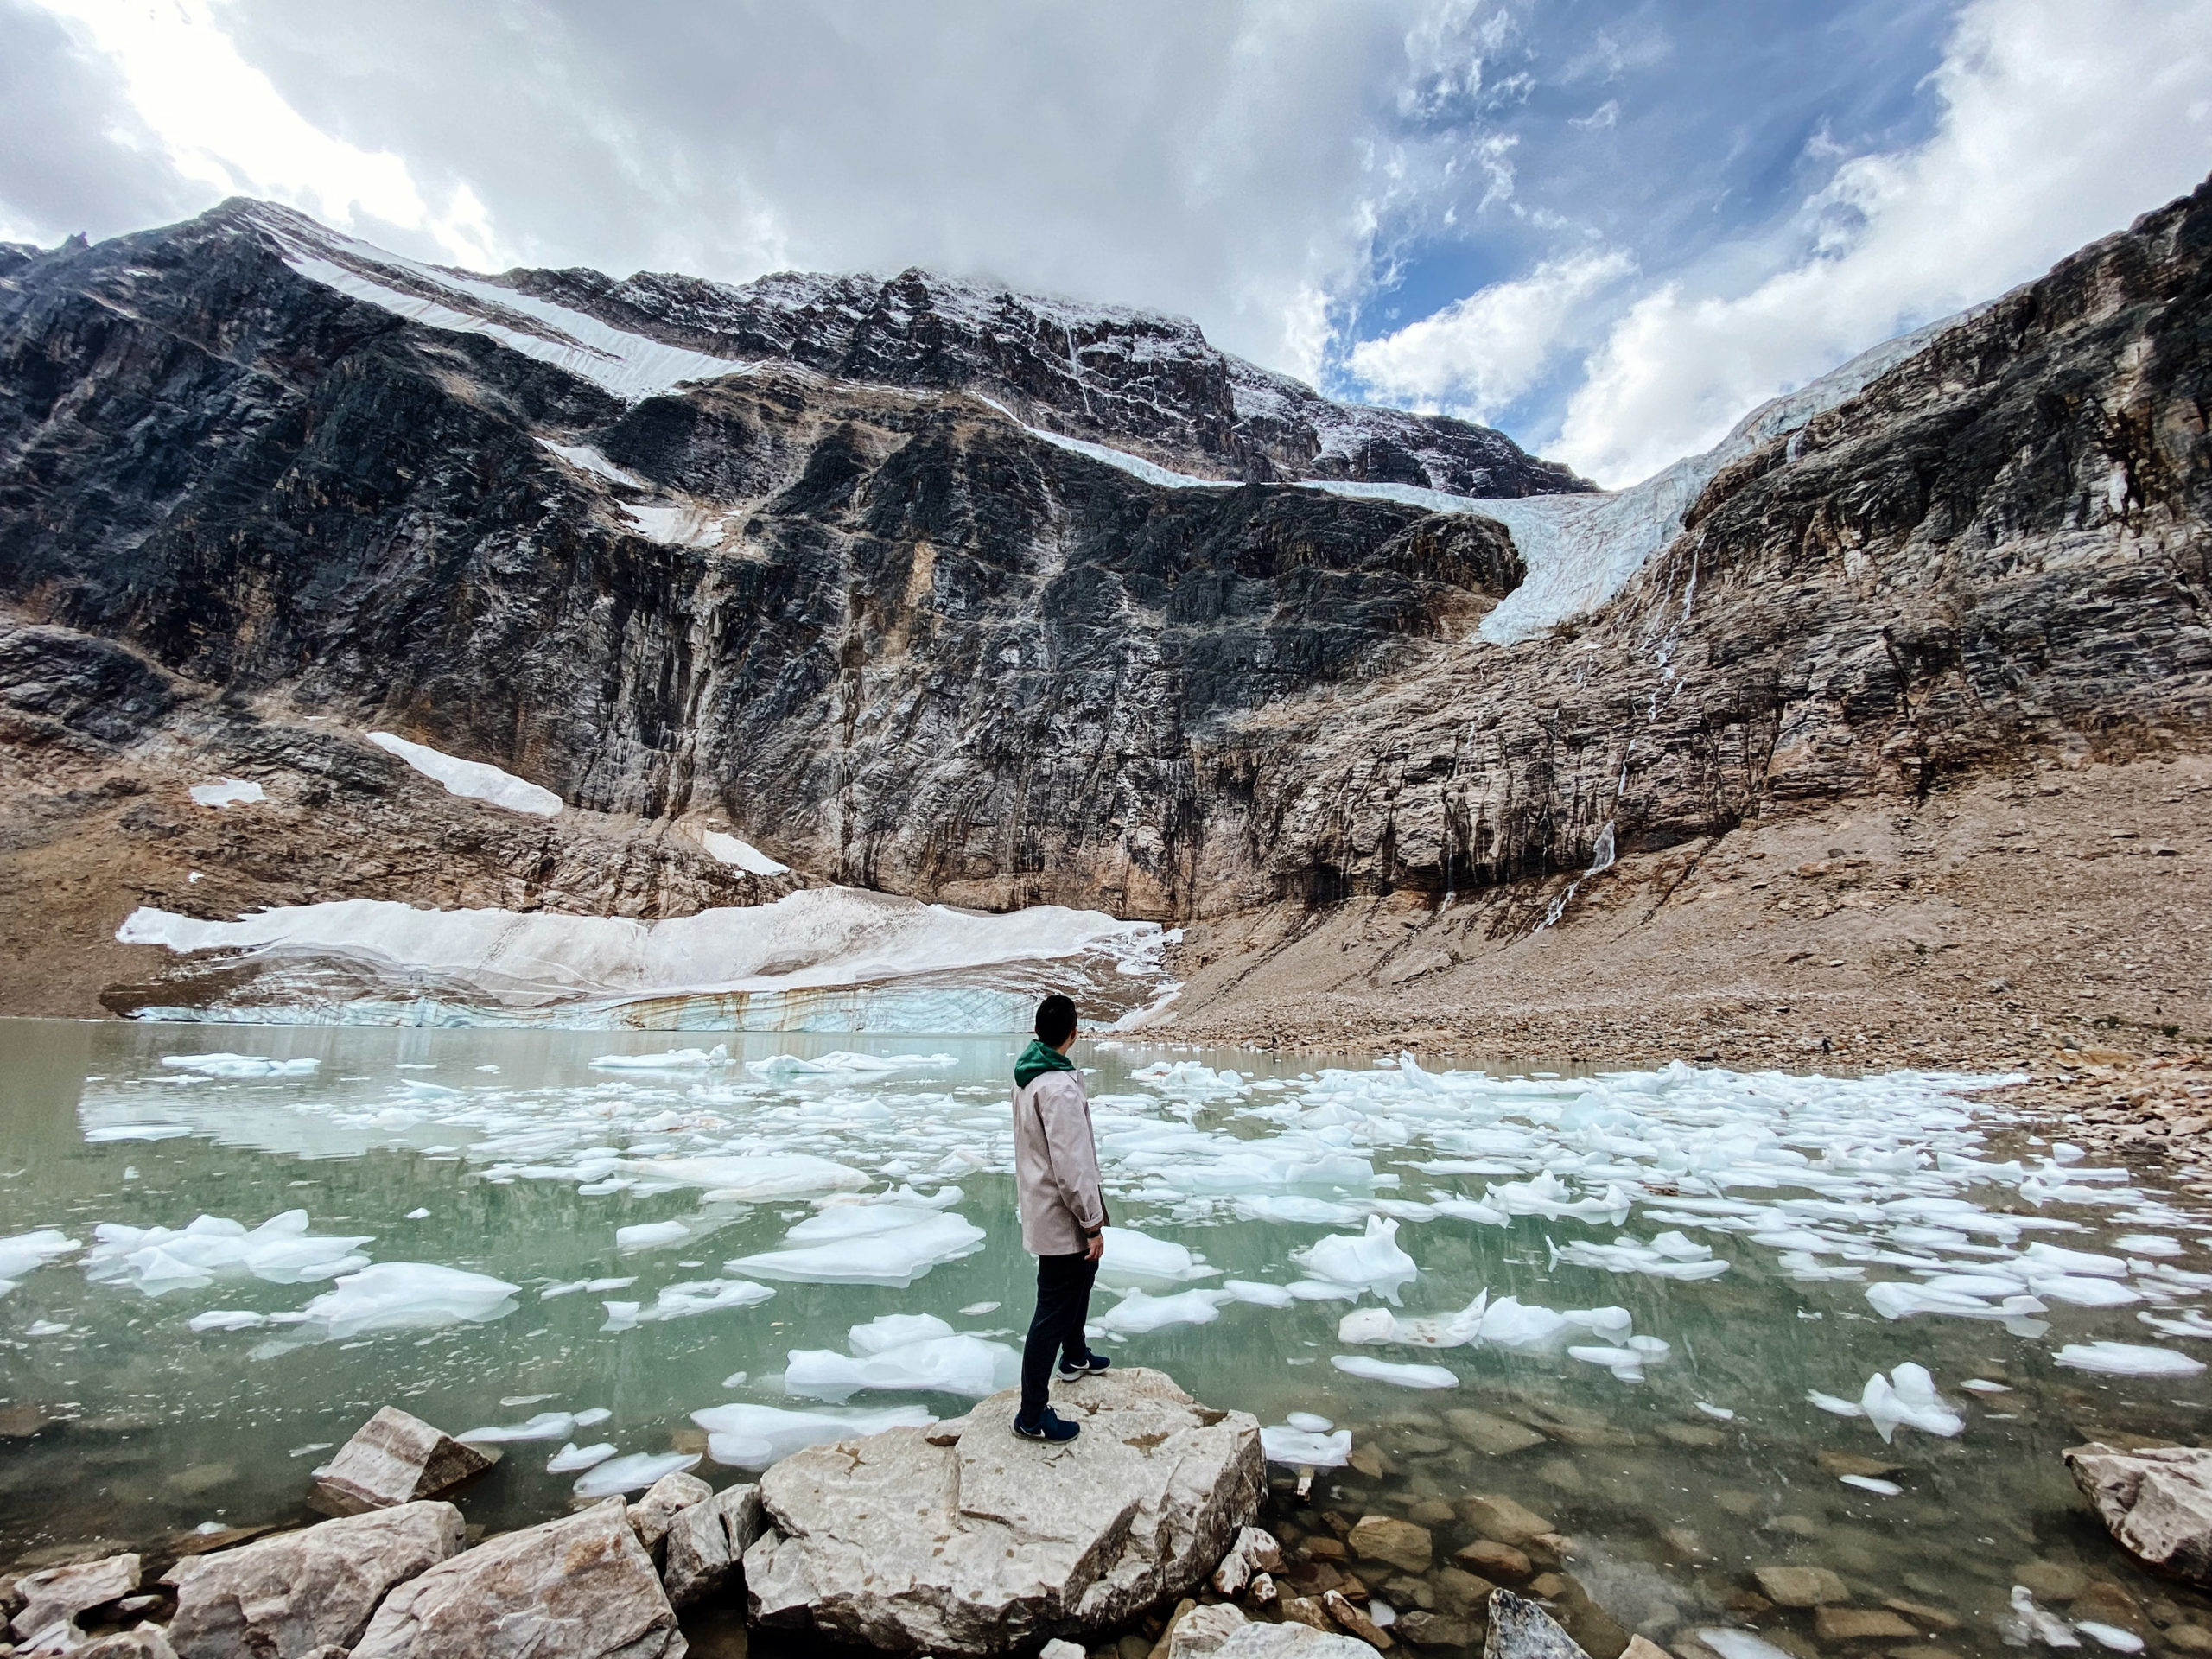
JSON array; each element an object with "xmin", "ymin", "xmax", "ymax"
[
  {"xmin": 1013, "ymin": 1408, "xmax": 1080, "ymax": 1443},
  {"xmin": 1058, "ymin": 1352, "xmax": 1111, "ymax": 1381}
]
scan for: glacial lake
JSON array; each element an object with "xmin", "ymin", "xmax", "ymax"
[{"xmin": 3, "ymin": 1018, "xmax": 2209, "ymax": 1656}]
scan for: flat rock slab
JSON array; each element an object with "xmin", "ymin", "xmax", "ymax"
[
  {"xmin": 1753, "ymin": 1565, "xmax": 1849, "ymax": 1608},
  {"xmin": 12, "ymin": 1553, "xmax": 140, "ymax": 1643},
  {"xmin": 2065, "ymin": 1442, "xmax": 2212, "ymax": 1586},
  {"xmin": 313, "ymin": 1407, "xmax": 496, "ymax": 1516},
  {"xmin": 351, "ymin": 1497, "xmax": 683, "ymax": 1659},
  {"xmin": 747, "ymin": 1367, "xmax": 1262, "ymax": 1655},
  {"xmin": 163, "ymin": 1499, "xmax": 463, "ymax": 1658}
]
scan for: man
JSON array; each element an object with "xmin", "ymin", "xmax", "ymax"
[{"xmin": 1009, "ymin": 992, "xmax": 1110, "ymax": 1442}]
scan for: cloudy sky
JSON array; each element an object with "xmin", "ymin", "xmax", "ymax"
[{"xmin": 5, "ymin": 0, "xmax": 2209, "ymax": 486}]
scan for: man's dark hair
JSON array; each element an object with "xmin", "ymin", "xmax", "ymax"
[{"xmin": 1034, "ymin": 994, "xmax": 1078, "ymax": 1047}]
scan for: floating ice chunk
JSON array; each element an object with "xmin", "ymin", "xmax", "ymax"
[
  {"xmin": 785, "ymin": 1314, "xmax": 1018, "ymax": 1401},
  {"xmin": 589, "ymin": 1045, "xmax": 730, "ymax": 1071},
  {"xmin": 1567, "ymin": 1345, "xmax": 1651, "ymax": 1382},
  {"xmin": 1098, "ymin": 1225, "xmax": 1217, "ymax": 1289},
  {"xmin": 546, "ymin": 1442, "xmax": 614, "ymax": 1472},
  {"xmin": 1234, "ymin": 1195, "xmax": 1363, "ymax": 1225},
  {"xmin": 367, "ymin": 731, "xmax": 563, "ymax": 816},
  {"xmin": 1222, "ymin": 1280, "xmax": 1297, "ymax": 1307},
  {"xmin": 1285, "ymin": 1281, "xmax": 1359, "ymax": 1301},
  {"xmin": 620, "ymin": 1153, "xmax": 867, "ymax": 1201},
  {"xmin": 616, "ymin": 1221, "xmax": 691, "ymax": 1252},
  {"xmin": 1865, "ymin": 1280, "xmax": 2049, "ymax": 1334},
  {"xmin": 404, "ymin": 1209, "xmax": 431, "ymax": 1220},
  {"xmin": 25, "ymin": 1319, "xmax": 69, "ymax": 1337},
  {"xmin": 1429, "ymin": 1198, "xmax": 1510, "ymax": 1226},
  {"xmin": 159, "ymin": 1054, "xmax": 319, "ymax": 1078},
  {"xmin": 1839, "ymin": 1474, "xmax": 1903, "ymax": 1496},
  {"xmin": 745, "ymin": 1051, "xmax": 953, "ymax": 1077},
  {"xmin": 1330, "ymin": 1355, "xmax": 1458, "ymax": 1389},
  {"xmin": 1778, "ymin": 1252, "xmax": 1865, "ymax": 1281},
  {"xmin": 84, "ymin": 1211, "xmax": 372, "ymax": 1294},
  {"xmin": 1695, "ymin": 1402, "xmax": 1736, "ymax": 1421},
  {"xmin": 83, "ymin": 1124, "xmax": 193, "ymax": 1142},
  {"xmin": 459, "ymin": 1411, "xmax": 581, "ymax": 1443},
  {"xmin": 2139, "ymin": 1310, "xmax": 2212, "ymax": 1339},
  {"xmin": 691, "ymin": 1402, "xmax": 936, "ymax": 1467},
  {"xmin": 2055, "ymin": 1341, "xmax": 2205, "ymax": 1377},
  {"xmin": 727, "ymin": 1209, "xmax": 985, "ymax": 1287},
  {"xmin": 574, "ymin": 1451, "xmax": 699, "ymax": 1498},
  {"xmin": 574, "ymin": 1408, "xmax": 612, "ymax": 1427},
  {"xmin": 293, "ymin": 1262, "xmax": 520, "ymax": 1339},
  {"xmin": 2117, "ymin": 1235, "xmax": 2183, "ymax": 1257},
  {"xmin": 2033, "ymin": 1276, "xmax": 2141, "ymax": 1308},
  {"xmin": 601, "ymin": 1280, "xmax": 774, "ymax": 1329},
  {"xmin": 2007, "ymin": 1586, "xmax": 2083, "ymax": 1648},
  {"xmin": 1097, "ymin": 1288, "xmax": 1235, "ymax": 1334},
  {"xmin": 1960, "ymin": 1378, "xmax": 2012, "ymax": 1392},
  {"xmin": 190, "ymin": 778, "xmax": 265, "ymax": 808},
  {"xmin": 1483, "ymin": 1172, "xmax": 1633, "ymax": 1224},
  {"xmin": 1549, "ymin": 1230, "xmax": 1729, "ymax": 1281},
  {"xmin": 1292, "ymin": 1217, "xmax": 1417, "ymax": 1303},
  {"xmin": 188, "ymin": 1309, "xmax": 267, "ymax": 1332},
  {"xmin": 1699, "ymin": 1631, "xmax": 1799, "ymax": 1659},
  {"xmin": 1285, "ymin": 1411, "xmax": 1333, "ymax": 1433},
  {"xmin": 1338, "ymin": 1307, "xmax": 1398, "ymax": 1345},
  {"xmin": 958, "ymin": 1301, "xmax": 1001, "ymax": 1316},
  {"xmin": 542, "ymin": 1276, "xmax": 635, "ymax": 1299},
  {"xmin": 1808, "ymin": 1391, "xmax": 1865, "ymax": 1418},
  {"xmin": 2022, "ymin": 1242, "xmax": 2131, "ymax": 1278},
  {"xmin": 1817, "ymin": 1363, "xmax": 1961, "ymax": 1442},
  {"xmin": 2075, "ymin": 1623, "xmax": 2145, "ymax": 1653},
  {"xmin": 1262, "ymin": 1425, "xmax": 1353, "ymax": 1466},
  {"xmin": 0, "ymin": 1230, "xmax": 80, "ymax": 1282}
]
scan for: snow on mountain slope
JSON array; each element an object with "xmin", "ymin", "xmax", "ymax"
[{"xmin": 251, "ymin": 206, "xmax": 755, "ymax": 402}]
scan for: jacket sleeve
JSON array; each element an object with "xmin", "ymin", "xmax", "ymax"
[{"xmin": 1034, "ymin": 1074, "xmax": 1105, "ymax": 1233}]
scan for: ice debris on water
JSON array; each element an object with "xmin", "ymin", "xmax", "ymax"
[
  {"xmin": 283, "ymin": 1262, "xmax": 520, "ymax": 1341},
  {"xmin": 0, "ymin": 1230, "xmax": 80, "ymax": 1297},
  {"xmin": 614, "ymin": 1220, "xmax": 693, "ymax": 1252},
  {"xmin": 542, "ymin": 1276, "xmax": 635, "ymax": 1299},
  {"xmin": 85, "ymin": 1211, "xmax": 372, "ymax": 1295},
  {"xmin": 160, "ymin": 1053, "xmax": 318, "ymax": 1078},
  {"xmin": 589, "ymin": 1045, "xmax": 730, "ymax": 1071},
  {"xmin": 1261, "ymin": 1424, "xmax": 1352, "ymax": 1466},
  {"xmin": 458, "ymin": 1408, "xmax": 611, "ymax": 1443},
  {"xmin": 1805, "ymin": 1363, "xmax": 1962, "ymax": 1441},
  {"xmin": 1565, "ymin": 1334, "xmax": 1670, "ymax": 1383},
  {"xmin": 547, "ymin": 1442, "xmax": 615, "ymax": 1472},
  {"xmin": 2053, "ymin": 1341, "xmax": 2205, "ymax": 1377},
  {"xmin": 1330, "ymin": 1354, "xmax": 1458, "ymax": 1389},
  {"xmin": 1548, "ymin": 1230, "xmax": 1728, "ymax": 1281},
  {"xmin": 573, "ymin": 1450, "xmax": 699, "ymax": 1498},
  {"xmin": 601, "ymin": 1279, "xmax": 774, "ymax": 1330},
  {"xmin": 957, "ymin": 1301, "xmax": 1000, "ymax": 1316},
  {"xmin": 2007, "ymin": 1586, "xmax": 2083, "ymax": 1648},
  {"xmin": 784, "ymin": 1313, "xmax": 1018, "ymax": 1402},
  {"xmin": 690, "ymin": 1402, "xmax": 936, "ymax": 1467},
  {"xmin": 2139, "ymin": 1309, "xmax": 2212, "ymax": 1339},
  {"xmin": 1096, "ymin": 1287, "xmax": 1234, "ymax": 1334},
  {"xmin": 1290, "ymin": 1217, "xmax": 1417, "ymax": 1303},
  {"xmin": 1096, "ymin": 1224, "xmax": 1220, "ymax": 1289},
  {"xmin": 726, "ymin": 1191, "xmax": 984, "ymax": 1287},
  {"xmin": 1839, "ymin": 1474, "xmax": 1903, "ymax": 1496},
  {"xmin": 2076, "ymin": 1623, "xmax": 2146, "ymax": 1653},
  {"xmin": 1695, "ymin": 1402, "xmax": 1736, "ymax": 1421},
  {"xmin": 1285, "ymin": 1411, "xmax": 1332, "ymax": 1433}
]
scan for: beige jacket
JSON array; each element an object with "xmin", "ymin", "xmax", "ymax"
[{"xmin": 1012, "ymin": 1066, "xmax": 1106, "ymax": 1255}]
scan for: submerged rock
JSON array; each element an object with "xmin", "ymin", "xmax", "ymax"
[
  {"xmin": 11, "ymin": 1553, "xmax": 139, "ymax": 1646},
  {"xmin": 312, "ymin": 1407, "xmax": 497, "ymax": 1515},
  {"xmin": 2064, "ymin": 1443, "xmax": 2212, "ymax": 1585},
  {"xmin": 1349, "ymin": 1516, "xmax": 1433, "ymax": 1575},
  {"xmin": 745, "ymin": 1367, "xmax": 1262, "ymax": 1655},
  {"xmin": 350, "ymin": 1497, "xmax": 683, "ymax": 1659},
  {"xmin": 162, "ymin": 1500, "xmax": 463, "ymax": 1657},
  {"xmin": 1751, "ymin": 1565, "xmax": 1848, "ymax": 1608},
  {"xmin": 663, "ymin": 1481, "xmax": 765, "ymax": 1610},
  {"xmin": 1484, "ymin": 1590, "xmax": 1590, "ymax": 1659}
]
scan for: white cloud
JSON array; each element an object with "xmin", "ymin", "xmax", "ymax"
[
  {"xmin": 1551, "ymin": 0, "xmax": 2212, "ymax": 486},
  {"xmin": 1347, "ymin": 246, "xmax": 1633, "ymax": 421},
  {"xmin": 27, "ymin": 0, "xmax": 501, "ymax": 265}
]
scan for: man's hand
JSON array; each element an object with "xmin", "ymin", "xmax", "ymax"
[{"xmin": 1084, "ymin": 1229, "xmax": 1105, "ymax": 1262}]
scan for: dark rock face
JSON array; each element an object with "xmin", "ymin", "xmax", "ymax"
[{"xmin": 0, "ymin": 178, "xmax": 2209, "ymax": 966}]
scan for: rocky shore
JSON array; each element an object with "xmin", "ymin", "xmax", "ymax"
[{"xmin": 10, "ymin": 1367, "xmax": 2212, "ymax": 1659}]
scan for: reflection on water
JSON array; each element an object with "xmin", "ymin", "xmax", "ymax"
[{"xmin": 1, "ymin": 1020, "xmax": 2209, "ymax": 1657}]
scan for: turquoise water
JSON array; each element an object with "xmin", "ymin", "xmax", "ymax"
[{"xmin": 2, "ymin": 1020, "xmax": 2209, "ymax": 1656}]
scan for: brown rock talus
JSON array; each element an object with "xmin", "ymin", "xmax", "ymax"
[
  {"xmin": 349, "ymin": 1498, "xmax": 683, "ymax": 1659},
  {"xmin": 662, "ymin": 1481, "xmax": 764, "ymax": 1610},
  {"xmin": 312, "ymin": 1408, "xmax": 497, "ymax": 1515},
  {"xmin": 10, "ymin": 1554, "xmax": 140, "ymax": 1647},
  {"xmin": 163, "ymin": 1501, "xmax": 463, "ymax": 1658}
]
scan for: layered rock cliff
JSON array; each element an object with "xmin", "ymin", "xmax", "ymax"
[{"xmin": 0, "ymin": 177, "xmax": 2208, "ymax": 1024}]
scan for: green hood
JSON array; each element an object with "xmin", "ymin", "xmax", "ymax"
[{"xmin": 1014, "ymin": 1039, "xmax": 1076, "ymax": 1089}]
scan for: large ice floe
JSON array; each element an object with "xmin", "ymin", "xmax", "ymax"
[{"xmin": 113, "ymin": 886, "xmax": 1169, "ymax": 1028}]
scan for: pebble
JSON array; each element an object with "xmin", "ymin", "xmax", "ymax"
[
  {"xmin": 1455, "ymin": 1541, "xmax": 1530, "ymax": 1581},
  {"xmin": 1754, "ymin": 1567, "xmax": 1849, "ymax": 1608},
  {"xmin": 1812, "ymin": 1607, "xmax": 1916, "ymax": 1642}
]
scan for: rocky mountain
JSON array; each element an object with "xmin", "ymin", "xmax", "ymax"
[{"xmin": 0, "ymin": 177, "xmax": 2207, "ymax": 1029}]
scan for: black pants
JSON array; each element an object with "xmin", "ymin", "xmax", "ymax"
[{"xmin": 1019, "ymin": 1249, "xmax": 1098, "ymax": 1423}]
